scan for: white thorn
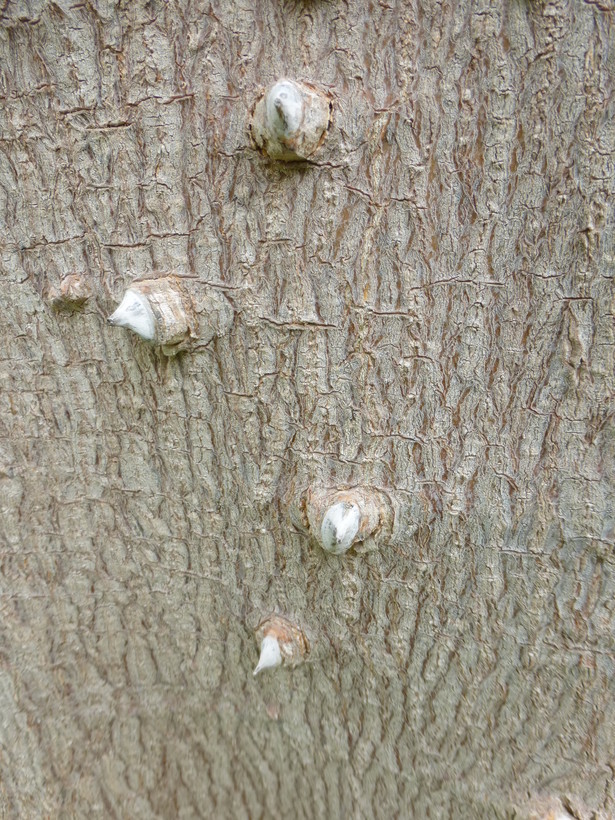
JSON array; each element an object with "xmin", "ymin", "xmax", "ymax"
[
  {"xmin": 107, "ymin": 288, "xmax": 156, "ymax": 341},
  {"xmin": 266, "ymin": 80, "xmax": 303, "ymax": 137},
  {"xmin": 253, "ymin": 635, "xmax": 282, "ymax": 676},
  {"xmin": 320, "ymin": 502, "xmax": 361, "ymax": 555}
]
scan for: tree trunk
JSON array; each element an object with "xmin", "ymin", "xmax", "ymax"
[{"xmin": 0, "ymin": 0, "xmax": 613, "ymax": 817}]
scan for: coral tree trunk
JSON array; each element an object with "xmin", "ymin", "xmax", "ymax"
[{"xmin": 0, "ymin": 0, "xmax": 614, "ymax": 817}]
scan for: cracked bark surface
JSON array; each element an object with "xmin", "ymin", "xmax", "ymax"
[{"xmin": 0, "ymin": 0, "xmax": 614, "ymax": 817}]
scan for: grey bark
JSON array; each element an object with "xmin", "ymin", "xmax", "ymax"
[{"xmin": 0, "ymin": 0, "xmax": 614, "ymax": 817}]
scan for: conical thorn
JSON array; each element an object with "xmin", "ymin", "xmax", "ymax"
[
  {"xmin": 320, "ymin": 502, "xmax": 361, "ymax": 555},
  {"xmin": 253, "ymin": 635, "xmax": 282, "ymax": 676}
]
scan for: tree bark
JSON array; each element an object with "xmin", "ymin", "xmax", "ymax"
[{"xmin": 0, "ymin": 0, "xmax": 614, "ymax": 817}]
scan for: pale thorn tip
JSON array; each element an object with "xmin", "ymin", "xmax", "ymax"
[
  {"xmin": 266, "ymin": 80, "xmax": 303, "ymax": 137},
  {"xmin": 107, "ymin": 288, "xmax": 156, "ymax": 341},
  {"xmin": 253, "ymin": 635, "xmax": 282, "ymax": 676},
  {"xmin": 320, "ymin": 501, "xmax": 361, "ymax": 555}
]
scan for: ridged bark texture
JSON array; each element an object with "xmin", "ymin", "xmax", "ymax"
[{"xmin": 0, "ymin": 0, "xmax": 614, "ymax": 817}]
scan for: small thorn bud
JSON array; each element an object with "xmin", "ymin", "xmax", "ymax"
[
  {"xmin": 253, "ymin": 635, "xmax": 282, "ymax": 676},
  {"xmin": 48, "ymin": 273, "xmax": 91, "ymax": 310},
  {"xmin": 107, "ymin": 276, "xmax": 234, "ymax": 355},
  {"xmin": 296, "ymin": 486, "xmax": 394, "ymax": 556},
  {"xmin": 320, "ymin": 502, "xmax": 361, "ymax": 555},
  {"xmin": 252, "ymin": 615, "xmax": 309, "ymax": 679}
]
